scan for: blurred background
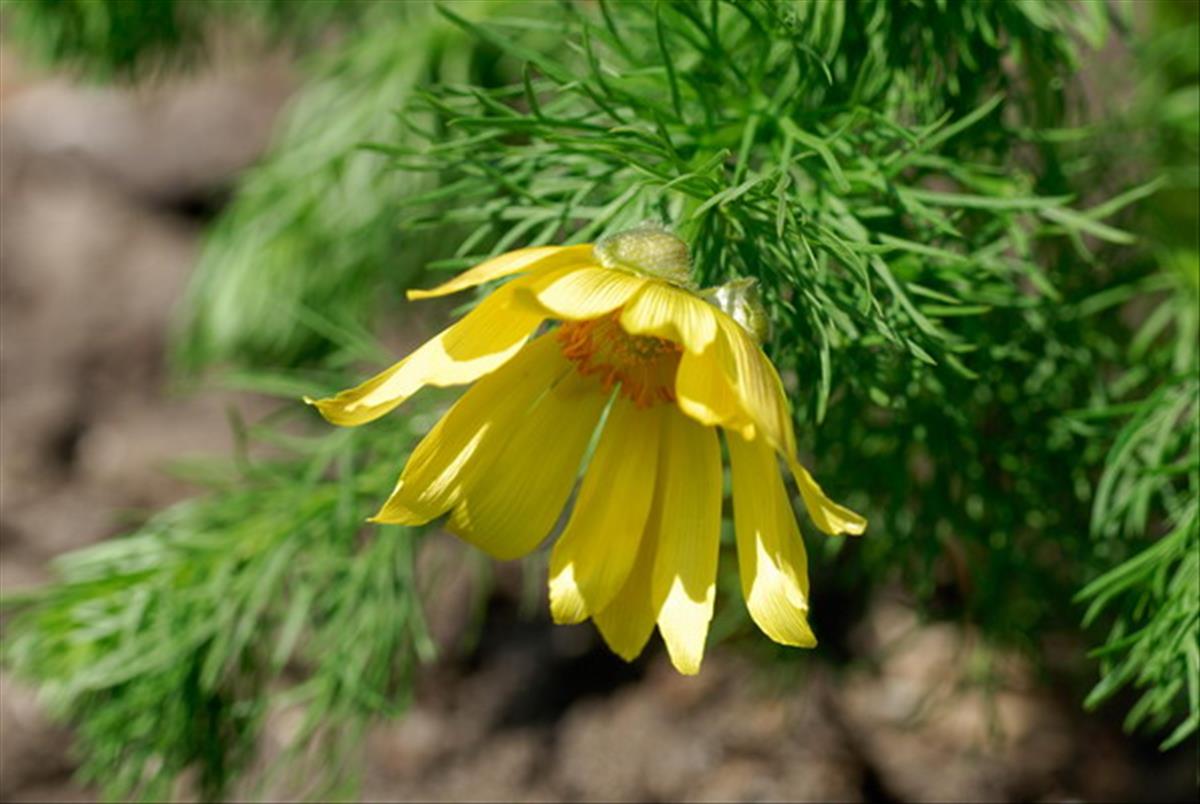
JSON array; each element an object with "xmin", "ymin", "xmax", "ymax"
[
  {"xmin": 1, "ymin": 1, "xmax": 1197, "ymax": 801},
  {"xmin": 0, "ymin": 29, "xmax": 289, "ymax": 802}
]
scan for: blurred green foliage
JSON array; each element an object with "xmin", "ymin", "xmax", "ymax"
[
  {"xmin": 0, "ymin": 0, "xmax": 353, "ymax": 79},
  {"xmin": 174, "ymin": 0, "xmax": 489, "ymax": 370},
  {"xmin": 1070, "ymin": 0, "xmax": 1199, "ymax": 750},
  {"xmin": 1, "ymin": 0, "xmax": 1196, "ymax": 799}
]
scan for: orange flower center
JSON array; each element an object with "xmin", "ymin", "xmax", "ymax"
[{"xmin": 556, "ymin": 313, "xmax": 682, "ymax": 407}]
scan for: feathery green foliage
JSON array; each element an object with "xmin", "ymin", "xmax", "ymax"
[
  {"xmin": 1072, "ymin": 0, "xmax": 1200, "ymax": 748},
  {"xmin": 175, "ymin": 0, "xmax": 491, "ymax": 370},
  {"xmin": 2, "ymin": 384, "xmax": 436, "ymax": 800},
  {"xmin": 1078, "ymin": 371, "xmax": 1198, "ymax": 749},
  {"xmin": 1073, "ymin": 249, "xmax": 1197, "ymax": 751}
]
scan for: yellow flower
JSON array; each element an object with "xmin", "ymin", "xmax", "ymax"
[{"xmin": 308, "ymin": 225, "xmax": 866, "ymax": 675}]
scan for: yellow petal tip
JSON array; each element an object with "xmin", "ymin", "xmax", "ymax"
[
  {"xmin": 766, "ymin": 620, "xmax": 819, "ymax": 648},
  {"xmin": 305, "ymin": 395, "xmax": 356, "ymax": 427},
  {"xmin": 609, "ymin": 643, "xmax": 648, "ymax": 663},
  {"xmin": 787, "ymin": 634, "xmax": 818, "ymax": 649},
  {"xmin": 667, "ymin": 654, "xmax": 703, "ymax": 676},
  {"xmin": 787, "ymin": 455, "xmax": 868, "ymax": 537},
  {"xmin": 825, "ymin": 507, "xmax": 868, "ymax": 537},
  {"xmin": 369, "ymin": 505, "xmax": 431, "ymax": 527},
  {"xmin": 549, "ymin": 601, "xmax": 588, "ymax": 626},
  {"xmin": 548, "ymin": 570, "xmax": 590, "ymax": 625}
]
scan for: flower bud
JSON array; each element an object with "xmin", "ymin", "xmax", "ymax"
[
  {"xmin": 702, "ymin": 277, "xmax": 770, "ymax": 344},
  {"xmin": 594, "ymin": 222, "xmax": 693, "ymax": 287}
]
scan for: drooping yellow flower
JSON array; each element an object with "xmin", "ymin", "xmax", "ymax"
[{"xmin": 308, "ymin": 225, "xmax": 866, "ymax": 674}]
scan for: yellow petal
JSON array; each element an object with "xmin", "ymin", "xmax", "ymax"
[
  {"xmin": 308, "ymin": 282, "xmax": 543, "ymax": 427},
  {"xmin": 672, "ymin": 315, "xmax": 795, "ymax": 454},
  {"xmin": 674, "ymin": 312, "xmax": 866, "ymax": 539},
  {"xmin": 675, "ymin": 347, "xmax": 755, "ymax": 439},
  {"xmin": 717, "ymin": 317, "xmax": 797, "ymax": 454},
  {"xmin": 619, "ymin": 282, "xmax": 718, "ymax": 354},
  {"xmin": 727, "ymin": 431, "xmax": 816, "ymax": 648},
  {"xmin": 592, "ymin": 489, "xmax": 663, "ymax": 663},
  {"xmin": 787, "ymin": 456, "xmax": 868, "ymax": 537},
  {"xmin": 650, "ymin": 410, "xmax": 722, "ymax": 675},
  {"xmin": 548, "ymin": 397, "xmax": 664, "ymax": 624},
  {"xmin": 524, "ymin": 265, "xmax": 647, "ymax": 320},
  {"xmin": 372, "ymin": 334, "xmax": 568, "ymax": 525},
  {"xmin": 447, "ymin": 369, "xmax": 609, "ymax": 560},
  {"xmin": 406, "ymin": 244, "xmax": 595, "ymax": 300}
]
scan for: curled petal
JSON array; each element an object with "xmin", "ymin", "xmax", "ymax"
[
  {"xmin": 619, "ymin": 282, "xmax": 718, "ymax": 354},
  {"xmin": 712, "ymin": 316, "xmax": 797, "ymax": 455},
  {"xmin": 675, "ymin": 347, "xmax": 755, "ymax": 439},
  {"xmin": 407, "ymin": 244, "xmax": 595, "ymax": 300},
  {"xmin": 788, "ymin": 456, "xmax": 868, "ymax": 537},
  {"xmin": 675, "ymin": 312, "xmax": 865, "ymax": 537},
  {"xmin": 674, "ymin": 315, "xmax": 791, "ymax": 451},
  {"xmin": 523, "ymin": 265, "xmax": 647, "ymax": 320}
]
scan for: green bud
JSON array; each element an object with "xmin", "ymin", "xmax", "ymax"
[
  {"xmin": 702, "ymin": 277, "xmax": 770, "ymax": 344},
  {"xmin": 594, "ymin": 222, "xmax": 693, "ymax": 287}
]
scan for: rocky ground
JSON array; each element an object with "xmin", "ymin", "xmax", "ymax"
[{"xmin": 0, "ymin": 44, "xmax": 1195, "ymax": 804}]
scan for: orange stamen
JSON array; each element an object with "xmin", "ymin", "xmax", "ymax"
[{"xmin": 556, "ymin": 313, "xmax": 682, "ymax": 407}]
